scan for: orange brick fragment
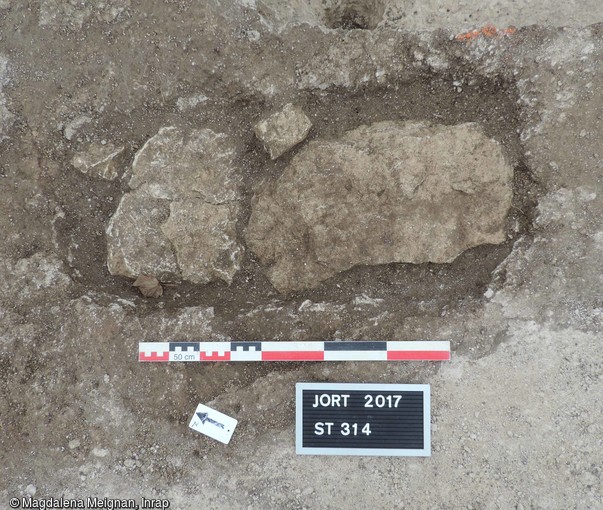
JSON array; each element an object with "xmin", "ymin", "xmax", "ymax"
[{"xmin": 455, "ymin": 23, "xmax": 517, "ymax": 42}]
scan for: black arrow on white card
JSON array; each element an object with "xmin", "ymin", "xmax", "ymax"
[{"xmin": 196, "ymin": 412, "xmax": 225, "ymax": 430}]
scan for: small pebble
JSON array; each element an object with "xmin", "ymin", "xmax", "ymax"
[{"xmin": 92, "ymin": 447, "xmax": 109, "ymax": 458}]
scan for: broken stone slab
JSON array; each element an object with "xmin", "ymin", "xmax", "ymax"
[
  {"xmin": 106, "ymin": 192, "xmax": 179, "ymax": 281},
  {"xmin": 129, "ymin": 126, "xmax": 241, "ymax": 203},
  {"xmin": 246, "ymin": 121, "xmax": 513, "ymax": 292},
  {"xmin": 254, "ymin": 103, "xmax": 312, "ymax": 159},
  {"xmin": 161, "ymin": 199, "xmax": 243, "ymax": 284},
  {"xmin": 71, "ymin": 142, "xmax": 125, "ymax": 180},
  {"xmin": 106, "ymin": 126, "xmax": 243, "ymax": 284}
]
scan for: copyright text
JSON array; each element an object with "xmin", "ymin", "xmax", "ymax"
[{"xmin": 9, "ymin": 497, "xmax": 170, "ymax": 509}]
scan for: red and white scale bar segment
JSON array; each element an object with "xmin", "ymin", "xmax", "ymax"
[{"xmin": 138, "ymin": 341, "xmax": 450, "ymax": 362}]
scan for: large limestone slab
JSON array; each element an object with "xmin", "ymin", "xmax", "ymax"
[
  {"xmin": 106, "ymin": 127, "xmax": 243, "ymax": 284},
  {"xmin": 246, "ymin": 121, "xmax": 513, "ymax": 292}
]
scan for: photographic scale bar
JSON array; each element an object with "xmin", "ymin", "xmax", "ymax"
[{"xmin": 138, "ymin": 341, "xmax": 451, "ymax": 362}]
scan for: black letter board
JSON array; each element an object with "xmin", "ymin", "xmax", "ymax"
[{"xmin": 296, "ymin": 383, "xmax": 430, "ymax": 456}]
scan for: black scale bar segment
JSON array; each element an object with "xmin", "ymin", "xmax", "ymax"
[
  {"xmin": 169, "ymin": 342, "xmax": 200, "ymax": 352},
  {"xmin": 323, "ymin": 341, "xmax": 387, "ymax": 351},
  {"xmin": 230, "ymin": 341, "xmax": 262, "ymax": 351}
]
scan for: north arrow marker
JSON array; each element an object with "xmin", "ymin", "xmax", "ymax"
[
  {"xmin": 189, "ymin": 403, "xmax": 238, "ymax": 444},
  {"xmin": 196, "ymin": 412, "xmax": 225, "ymax": 430}
]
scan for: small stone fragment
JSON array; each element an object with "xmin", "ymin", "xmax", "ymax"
[
  {"xmin": 63, "ymin": 115, "xmax": 92, "ymax": 140},
  {"xmin": 0, "ymin": 55, "xmax": 15, "ymax": 142},
  {"xmin": 132, "ymin": 275, "xmax": 163, "ymax": 298},
  {"xmin": 0, "ymin": 97, "xmax": 13, "ymax": 142},
  {"xmin": 71, "ymin": 142, "xmax": 125, "ymax": 180},
  {"xmin": 68, "ymin": 439, "xmax": 81, "ymax": 450},
  {"xmin": 176, "ymin": 93, "xmax": 209, "ymax": 111},
  {"xmin": 254, "ymin": 103, "xmax": 312, "ymax": 159},
  {"xmin": 92, "ymin": 447, "xmax": 109, "ymax": 458},
  {"xmin": 246, "ymin": 121, "xmax": 513, "ymax": 292}
]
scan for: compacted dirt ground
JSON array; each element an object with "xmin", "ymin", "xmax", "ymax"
[{"xmin": 1, "ymin": 1, "xmax": 602, "ymax": 509}]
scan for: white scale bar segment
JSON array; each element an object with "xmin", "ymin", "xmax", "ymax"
[
  {"xmin": 387, "ymin": 341, "xmax": 449, "ymax": 351},
  {"xmin": 199, "ymin": 342, "xmax": 231, "ymax": 353},
  {"xmin": 261, "ymin": 341, "xmax": 324, "ymax": 352},
  {"xmin": 139, "ymin": 342, "xmax": 170, "ymax": 353},
  {"xmin": 324, "ymin": 351, "xmax": 388, "ymax": 361},
  {"xmin": 230, "ymin": 349, "xmax": 262, "ymax": 361}
]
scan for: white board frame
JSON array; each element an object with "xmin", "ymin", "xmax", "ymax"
[{"xmin": 296, "ymin": 383, "xmax": 431, "ymax": 457}]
